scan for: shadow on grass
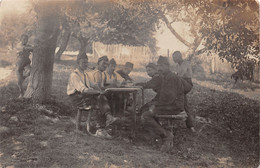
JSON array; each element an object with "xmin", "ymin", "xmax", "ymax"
[{"xmin": 0, "ymin": 60, "xmax": 12, "ymax": 68}]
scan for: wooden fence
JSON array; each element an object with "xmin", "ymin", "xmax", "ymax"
[
  {"xmin": 196, "ymin": 54, "xmax": 260, "ymax": 82},
  {"xmin": 92, "ymin": 42, "xmax": 153, "ymax": 68}
]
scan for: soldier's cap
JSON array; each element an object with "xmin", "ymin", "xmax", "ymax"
[
  {"xmin": 157, "ymin": 56, "xmax": 169, "ymax": 66},
  {"xmin": 109, "ymin": 58, "xmax": 117, "ymax": 65},
  {"xmin": 77, "ymin": 51, "xmax": 88, "ymax": 63},
  {"xmin": 125, "ymin": 62, "xmax": 134, "ymax": 69},
  {"xmin": 146, "ymin": 63, "xmax": 157, "ymax": 69},
  {"xmin": 98, "ymin": 56, "xmax": 109, "ymax": 64}
]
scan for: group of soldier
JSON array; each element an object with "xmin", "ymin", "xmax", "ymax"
[{"xmin": 16, "ymin": 34, "xmax": 195, "ymax": 149}]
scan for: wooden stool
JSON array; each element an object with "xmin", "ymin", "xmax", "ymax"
[{"xmin": 75, "ymin": 106, "xmax": 94, "ymax": 143}]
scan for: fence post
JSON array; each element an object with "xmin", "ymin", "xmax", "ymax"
[{"xmin": 211, "ymin": 55, "xmax": 215, "ymax": 74}]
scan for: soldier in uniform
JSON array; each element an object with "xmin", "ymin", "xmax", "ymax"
[
  {"xmin": 116, "ymin": 62, "xmax": 134, "ymax": 83},
  {"xmin": 16, "ymin": 34, "xmax": 33, "ymax": 98},
  {"xmin": 67, "ymin": 53, "xmax": 118, "ymax": 138},
  {"xmin": 141, "ymin": 56, "xmax": 186, "ymax": 150},
  {"xmin": 136, "ymin": 63, "xmax": 162, "ymax": 113},
  {"xmin": 104, "ymin": 58, "xmax": 123, "ymax": 88}
]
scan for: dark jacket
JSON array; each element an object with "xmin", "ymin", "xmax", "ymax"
[
  {"xmin": 155, "ymin": 71, "xmax": 184, "ymax": 112},
  {"xmin": 137, "ymin": 74, "xmax": 162, "ymax": 100}
]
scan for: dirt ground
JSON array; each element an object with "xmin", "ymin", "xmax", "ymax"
[{"xmin": 0, "ymin": 53, "xmax": 259, "ymax": 168}]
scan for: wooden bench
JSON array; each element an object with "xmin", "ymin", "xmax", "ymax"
[{"xmin": 155, "ymin": 111, "xmax": 188, "ymax": 133}]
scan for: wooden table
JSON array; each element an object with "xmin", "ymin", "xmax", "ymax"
[{"xmin": 105, "ymin": 87, "xmax": 144, "ymax": 137}]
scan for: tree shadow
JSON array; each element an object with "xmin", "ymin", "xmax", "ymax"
[{"xmin": 0, "ymin": 60, "xmax": 12, "ymax": 68}]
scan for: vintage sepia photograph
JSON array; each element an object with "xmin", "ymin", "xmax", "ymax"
[{"xmin": 0, "ymin": 0, "xmax": 259, "ymax": 167}]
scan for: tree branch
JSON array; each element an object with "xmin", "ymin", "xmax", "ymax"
[{"xmin": 160, "ymin": 13, "xmax": 192, "ymax": 47}]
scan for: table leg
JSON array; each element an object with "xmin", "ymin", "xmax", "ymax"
[
  {"xmin": 75, "ymin": 109, "xmax": 82, "ymax": 143},
  {"xmin": 123, "ymin": 93, "xmax": 127, "ymax": 112},
  {"xmin": 141, "ymin": 88, "xmax": 144, "ymax": 106},
  {"xmin": 111, "ymin": 93, "xmax": 115, "ymax": 116},
  {"xmin": 132, "ymin": 91, "xmax": 137, "ymax": 138}
]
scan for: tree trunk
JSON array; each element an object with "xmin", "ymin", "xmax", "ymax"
[
  {"xmin": 55, "ymin": 23, "xmax": 71, "ymax": 61},
  {"xmin": 75, "ymin": 34, "xmax": 90, "ymax": 59},
  {"xmin": 24, "ymin": 1, "xmax": 60, "ymax": 103}
]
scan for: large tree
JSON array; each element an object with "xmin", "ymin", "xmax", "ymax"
[{"xmin": 23, "ymin": 1, "xmax": 60, "ymax": 103}]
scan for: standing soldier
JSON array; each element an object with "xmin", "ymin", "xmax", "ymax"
[
  {"xmin": 172, "ymin": 51, "xmax": 196, "ymax": 132},
  {"xmin": 16, "ymin": 34, "xmax": 33, "ymax": 98}
]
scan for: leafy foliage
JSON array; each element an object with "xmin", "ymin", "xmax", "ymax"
[
  {"xmin": 0, "ymin": 11, "xmax": 36, "ymax": 48},
  {"xmin": 60, "ymin": 1, "xmax": 158, "ymax": 54},
  {"xmin": 124, "ymin": 0, "xmax": 259, "ymax": 80},
  {"xmin": 197, "ymin": 0, "xmax": 259, "ymax": 77}
]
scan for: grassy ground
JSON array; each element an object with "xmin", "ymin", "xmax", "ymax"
[{"xmin": 0, "ymin": 52, "xmax": 259, "ymax": 168}]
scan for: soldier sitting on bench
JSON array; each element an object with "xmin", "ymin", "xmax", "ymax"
[
  {"xmin": 136, "ymin": 63, "xmax": 162, "ymax": 113},
  {"xmin": 141, "ymin": 56, "xmax": 187, "ymax": 151}
]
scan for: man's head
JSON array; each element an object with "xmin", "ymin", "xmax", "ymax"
[
  {"xmin": 172, "ymin": 51, "xmax": 183, "ymax": 64},
  {"xmin": 107, "ymin": 58, "xmax": 117, "ymax": 73},
  {"xmin": 146, "ymin": 63, "xmax": 157, "ymax": 77},
  {"xmin": 21, "ymin": 34, "xmax": 29, "ymax": 45},
  {"xmin": 97, "ymin": 56, "xmax": 109, "ymax": 72},
  {"xmin": 77, "ymin": 52, "xmax": 88, "ymax": 71},
  {"xmin": 157, "ymin": 56, "xmax": 170, "ymax": 75},
  {"xmin": 123, "ymin": 62, "xmax": 134, "ymax": 75}
]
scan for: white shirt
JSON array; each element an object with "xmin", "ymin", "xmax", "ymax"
[{"xmin": 67, "ymin": 69, "xmax": 92, "ymax": 95}]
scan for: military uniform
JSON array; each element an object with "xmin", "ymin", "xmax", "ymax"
[
  {"xmin": 137, "ymin": 73, "xmax": 162, "ymax": 113},
  {"xmin": 142, "ymin": 70, "xmax": 185, "ymax": 139}
]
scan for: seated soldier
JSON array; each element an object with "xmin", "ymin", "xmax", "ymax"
[
  {"xmin": 103, "ymin": 58, "xmax": 124, "ymax": 114},
  {"xmin": 67, "ymin": 53, "xmax": 118, "ymax": 138},
  {"xmin": 172, "ymin": 51, "xmax": 195, "ymax": 132},
  {"xmin": 116, "ymin": 62, "xmax": 134, "ymax": 107},
  {"xmin": 104, "ymin": 58, "xmax": 123, "ymax": 88},
  {"xmin": 136, "ymin": 63, "xmax": 162, "ymax": 113},
  {"xmin": 16, "ymin": 34, "xmax": 33, "ymax": 98},
  {"xmin": 88, "ymin": 56, "xmax": 120, "ymax": 135},
  {"xmin": 89, "ymin": 56, "xmax": 109, "ymax": 90},
  {"xmin": 141, "ymin": 56, "xmax": 187, "ymax": 150},
  {"xmin": 116, "ymin": 62, "xmax": 134, "ymax": 84}
]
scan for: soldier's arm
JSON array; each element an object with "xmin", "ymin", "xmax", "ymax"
[{"xmin": 143, "ymin": 75, "xmax": 161, "ymax": 89}]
